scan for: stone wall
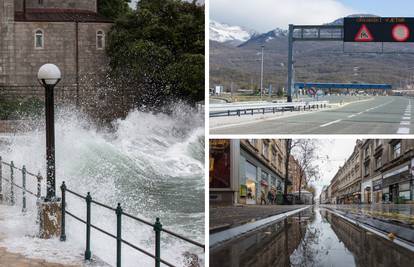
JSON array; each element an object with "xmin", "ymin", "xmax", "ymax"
[{"xmin": 14, "ymin": 0, "xmax": 97, "ymax": 12}]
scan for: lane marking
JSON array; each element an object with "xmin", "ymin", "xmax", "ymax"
[
  {"xmin": 400, "ymin": 121, "xmax": 410, "ymax": 125},
  {"xmin": 397, "ymin": 127, "xmax": 410, "ymax": 134},
  {"xmin": 320, "ymin": 119, "xmax": 342, "ymax": 128},
  {"xmin": 348, "ymin": 114, "xmax": 356, "ymax": 118},
  {"xmin": 403, "ymin": 116, "xmax": 411, "ymax": 120}
]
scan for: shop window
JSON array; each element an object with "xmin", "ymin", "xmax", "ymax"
[
  {"xmin": 209, "ymin": 140, "xmax": 231, "ymax": 188},
  {"xmin": 97, "ymin": 30, "xmax": 105, "ymax": 49},
  {"xmin": 392, "ymin": 142, "xmax": 401, "ymax": 158},
  {"xmin": 245, "ymin": 161, "xmax": 257, "ymax": 204},
  {"xmin": 35, "ymin": 30, "xmax": 44, "ymax": 49}
]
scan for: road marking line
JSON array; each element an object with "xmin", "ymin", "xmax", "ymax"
[
  {"xmin": 400, "ymin": 121, "xmax": 410, "ymax": 125},
  {"xmin": 357, "ymin": 112, "xmax": 363, "ymax": 115},
  {"xmin": 348, "ymin": 114, "xmax": 356, "ymax": 118},
  {"xmin": 397, "ymin": 127, "xmax": 410, "ymax": 134},
  {"xmin": 404, "ymin": 113, "xmax": 411, "ymax": 116},
  {"xmin": 320, "ymin": 119, "xmax": 342, "ymax": 127},
  {"xmin": 403, "ymin": 117, "xmax": 411, "ymax": 120}
]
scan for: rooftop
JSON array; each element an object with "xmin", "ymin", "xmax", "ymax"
[{"xmin": 15, "ymin": 8, "xmax": 112, "ymax": 23}]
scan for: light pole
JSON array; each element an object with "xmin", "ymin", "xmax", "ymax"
[
  {"xmin": 260, "ymin": 45, "xmax": 265, "ymax": 101},
  {"xmin": 38, "ymin": 64, "xmax": 61, "ymax": 201}
]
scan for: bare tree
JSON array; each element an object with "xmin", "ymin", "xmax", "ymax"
[{"xmin": 292, "ymin": 140, "xmax": 321, "ymax": 202}]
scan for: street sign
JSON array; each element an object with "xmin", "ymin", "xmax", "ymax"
[{"xmin": 344, "ymin": 17, "xmax": 414, "ymax": 42}]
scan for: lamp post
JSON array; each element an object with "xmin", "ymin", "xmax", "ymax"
[
  {"xmin": 38, "ymin": 64, "xmax": 61, "ymax": 201},
  {"xmin": 260, "ymin": 45, "xmax": 264, "ymax": 101}
]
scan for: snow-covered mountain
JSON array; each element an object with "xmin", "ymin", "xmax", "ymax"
[{"xmin": 210, "ymin": 20, "xmax": 258, "ymax": 46}]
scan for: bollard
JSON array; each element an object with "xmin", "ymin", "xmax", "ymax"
[
  {"xmin": 85, "ymin": 192, "xmax": 92, "ymax": 260},
  {"xmin": 22, "ymin": 166, "xmax": 27, "ymax": 212},
  {"xmin": 116, "ymin": 203, "xmax": 123, "ymax": 267},
  {"xmin": 60, "ymin": 182, "xmax": 66, "ymax": 241},
  {"xmin": 10, "ymin": 161, "xmax": 14, "ymax": 205},
  {"xmin": 154, "ymin": 217, "xmax": 162, "ymax": 267}
]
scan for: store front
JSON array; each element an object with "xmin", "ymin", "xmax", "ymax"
[
  {"xmin": 361, "ymin": 178, "xmax": 373, "ymax": 204},
  {"xmin": 372, "ymin": 178, "xmax": 382, "ymax": 203},
  {"xmin": 382, "ymin": 164, "xmax": 412, "ymax": 203},
  {"xmin": 244, "ymin": 160, "xmax": 258, "ymax": 205},
  {"xmin": 210, "ymin": 139, "xmax": 233, "ymax": 206}
]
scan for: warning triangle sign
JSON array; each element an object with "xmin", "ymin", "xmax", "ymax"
[{"xmin": 355, "ymin": 24, "xmax": 374, "ymax": 42}]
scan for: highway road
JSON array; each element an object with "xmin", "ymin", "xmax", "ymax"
[{"xmin": 210, "ymin": 96, "xmax": 414, "ymax": 134}]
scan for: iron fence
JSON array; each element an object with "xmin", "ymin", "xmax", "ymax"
[
  {"xmin": 0, "ymin": 157, "xmax": 43, "ymax": 210},
  {"xmin": 61, "ymin": 182, "xmax": 205, "ymax": 267},
  {"xmin": 0, "ymin": 157, "xmax": 205, "ymax": 267}
]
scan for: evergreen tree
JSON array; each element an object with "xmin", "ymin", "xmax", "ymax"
[
  {"xmin": 98, "ymin": 0, "xmax": 131, "ymax": 20},
  {"xmin": 106, "ymin": 0, "xmax": 205, "ymax": 107}
]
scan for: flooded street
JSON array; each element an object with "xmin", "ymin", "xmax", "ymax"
[{"xmin": 210, "ymin": 207, "xmax": 414, "ymax": 267}]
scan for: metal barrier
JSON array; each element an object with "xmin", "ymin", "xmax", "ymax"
[
  {"xmin": 61, "ymin": 182, "xmax": 204, "ymax": 267},
  {"xmin": 0, "ymin": 156, "xmax": 43, "ymax": 210},
  {"xmin": 209, "ymin": 101, "xmax": 329, "ymax": 117}
]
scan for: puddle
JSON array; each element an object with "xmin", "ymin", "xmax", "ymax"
[{"xmin": 210, "ymin": 207, "xmax": 414, "ymax": 267}]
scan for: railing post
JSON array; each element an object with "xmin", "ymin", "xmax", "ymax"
[
  {"xmin": 60, "ymin": 182, "xmax": 66, "ymax": 241},
  {"xmin": 85, "ymin": 192, "xmax": 92, "ymax": 260},
  {"xmin": 10, "ymin": 161, "xmax": 14, "ymax": 205},
  {"xmin": 37, "ymin": 172, "xmax": 42, "ymax": 199},
  {"xmin": 22, "ymin": 165, "xmax": 27, "ymax": 212},
  {"xmin": 0, "ymin": 156, "xmax": 3, "ymax": 201},
  {"xmin": 154, "ymin": 217, "xmax": 162, "ymax": 267},
  {"xmin": 116, "ymin": 203, "xmax": 122, "ymax": 267}
]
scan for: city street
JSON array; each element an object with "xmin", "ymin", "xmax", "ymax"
[
  {"xmin": 210, "ymin": 205, "xmax": 414, "ymax": 267},
  {"xmin": 210, "ymin": 96, "xmax": 414, "ymax": 134}
]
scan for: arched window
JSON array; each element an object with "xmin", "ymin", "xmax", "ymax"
[
  {"xmin": 35, "ymin": 30, "xmax": 44, "ymax": 49},
  {"xmin": 96, "ymin": 30, "xmax": 105, "ymax": 49}
]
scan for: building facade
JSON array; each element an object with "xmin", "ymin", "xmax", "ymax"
[
  {"xmin": 0, "ymin": 0, "xmax": 112, "ymax": 104},
  {"xmin": 210, "ymin": 139, "xmax": 291, "ymax": 206},
  {"xmin": 327, "ymin": 139, "xmax": 414, "ymax": 204}
]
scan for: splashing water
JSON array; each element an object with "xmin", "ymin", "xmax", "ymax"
[{"xmin": 0, "ymin": 104, "xmax": 205, "ymax": 266}]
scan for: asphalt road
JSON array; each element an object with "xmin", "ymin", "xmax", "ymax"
[{"xmin": 210, "ymin": 96, "xmax": 414, "ymax": 134}]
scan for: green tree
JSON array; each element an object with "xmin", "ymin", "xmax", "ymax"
[
  {"xmin": 98, "ymin": 0, "xmax": 131, "ymax": 20},
  {"xmin": 107, "ymin": 0, "xmax": 204, "ymax": 108}
]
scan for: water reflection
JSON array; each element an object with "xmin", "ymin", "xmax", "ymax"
[{"xmin": 210, "ymin": 207, "xmax": 414, "ymax": 267}]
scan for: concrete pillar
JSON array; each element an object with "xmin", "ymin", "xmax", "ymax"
[{"xmin": 37, "ymin": 198, "xmax": 62, "ymax": 239}]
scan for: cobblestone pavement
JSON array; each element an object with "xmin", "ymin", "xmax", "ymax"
[
  {"xmin": 325, "ymin": 204, "xmax": 414, "ymax": 226},
  {"xmin": 210, "ymin": 205, "xmax": 309, "ymax": 232}
]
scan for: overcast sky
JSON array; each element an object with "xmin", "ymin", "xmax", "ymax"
[
  {"xmin": 306, "ymin": 138, "xmax": 358, "ymax": 197},
  {"xmin": 210, "ymin": 0, "xmax": 414, "ymax": 32}
]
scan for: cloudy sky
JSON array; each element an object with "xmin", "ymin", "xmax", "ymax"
[
  {"xmin": 210, "ymin": 0, "xmax": 414, "ymax": 32},
  {"xmin": 306, "ymin": 138, "xmax": 358, "ymax": 197}
]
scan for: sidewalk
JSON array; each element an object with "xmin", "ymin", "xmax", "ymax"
[
  {"xmin": 0, "ymin": 246, "xmax": 78, "ymax": 267},
  {"xmin": 210, "ymin": 204, "xmax": 308, "ymax": 233}
]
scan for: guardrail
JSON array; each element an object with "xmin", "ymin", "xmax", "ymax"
[
  {"xmin": 0, "ymin": 156, "xmax": 43, "ymax": 211},
  {"xmin": 209, "ymin": 101, "xmax": 329, "ymax": 117},
  {"xmin": 61, "ymin": 183, "xmax": 205, "ymax": 267}
]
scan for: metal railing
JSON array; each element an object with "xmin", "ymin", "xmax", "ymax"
[
  {"xmin": 0, "ymin": 156, "xmax": 43, "ymax": 211},
  {"xmin": 209, "ymin": 101, "xmax": 329, "ymax": 117},
  {"xmin": 61, "ymin": 182, "xmax": 204, "ymax": 267}
]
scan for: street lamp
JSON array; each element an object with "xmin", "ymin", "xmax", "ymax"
[
  {"xmin": 260, "ymin": 45, "xmax": 265, "ymax": 101},
  {"xmin": 38, "ymin": 64, "xmax": 61, "ymax": 201}
]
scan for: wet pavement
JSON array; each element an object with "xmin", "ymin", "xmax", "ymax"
[
  {"xmin": 210, "ymin": 206, "xmax": 414, "ymax": 267},
  {"xmin": 326, "ymin": 204, "xmax": 414, "ymax": 226},
  {"xmin": 210, "ymin": 205, "xmax": 307, "ymax": 232}
]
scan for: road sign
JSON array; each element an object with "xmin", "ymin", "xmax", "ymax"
[
  {"xmin": 354, "ymin": 24, "xmax": 374, "ymax": 42},
  {"xmin": 344, "ymin": 17, "xmax": 414, "ymax": 42}
]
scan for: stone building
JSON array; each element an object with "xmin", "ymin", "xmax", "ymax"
[
  {"xmin": 336, "ymin": 140, "xmax": 362, "ymax": 204},
  {"xmin": 0, "ymin": 0, "xmax": 112, "ymax": 105},
  {"xmin": 210, "ymin": 139, "xmax": 290, "ymax": 206},
  {"xmin": 328, "ymin": 139, "xmax": 414, "ymax": 204},
  {"xmin": 289, "ymin": 155, "xmax": 306, "ymax": 193}
]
